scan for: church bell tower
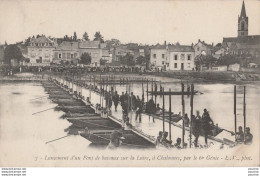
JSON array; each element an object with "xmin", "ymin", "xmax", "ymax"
[{"xmin": 238, "ymin": 0, "xmax": 248, "ymax": 37}]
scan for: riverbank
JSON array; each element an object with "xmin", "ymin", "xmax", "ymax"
[{"xmin": 105, "ymin": 71, "xmax": 260, "ymax": 84}]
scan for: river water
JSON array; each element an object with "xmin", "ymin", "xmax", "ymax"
[{"xmin": 0, "ymin": 76, "xmax": 259, "ymax": 166}]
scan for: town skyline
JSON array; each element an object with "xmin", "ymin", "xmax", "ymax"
[{"xmin": 0, "ymin": 0, "xmax": 260, "ymax": 45}]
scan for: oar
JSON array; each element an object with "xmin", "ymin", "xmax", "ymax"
[
  {"xmin": 221, "ymin": 128, "xmax": 235, "ymax": 135},
  {"xmin": 30, "ymin": 95, "xmax": 49, "ymax": 101},
  {"xmin": 45, "ymin": 134, "xmax": 72, "ymax": 144},
  {"xmin": 32, "ymin": 106, "xmax": 56, "ymax": 115}
]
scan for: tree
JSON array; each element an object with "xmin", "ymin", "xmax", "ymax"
[
  {"xmin": 135, "ymin": 56, "xmax": 146, "ymax": 65},
  {"xmin": 100, "ymin": 59, "xmax": 108, "ymax": 66},
  {"xmin": 94, "ymin": 31, "xmax": 104, "ymax": 43},
  {"xmin": 195, "ymin": 55, "xmax": 217, "ymax": 69},
  {"xmin": 83, "ymin": 32, "xmax": 89, "ymax": 41},
  {"xmin": 73, "ymin": 32, "xmax": 77, "ymax": 41},
  {"xmin": 79, "ymin": 53, "xmax": 92, "ymax": 65},
  {"xmin": 24, "ymin": 37, "xmax": 31, "ymax": 46},
  {"xmin": 64, "ymin": 35, "xmax": 69, "ymax": 41},
  {"xmin": 119, "ymin": 53, "xmax": 135, "ymax": 66},
  {"xmin": 217, "ymin": 54, "xmax": 238, "ymax": 67},
  {"xmin": 4, "ymin": 44, "xmax": 23, "ymax": 65}
]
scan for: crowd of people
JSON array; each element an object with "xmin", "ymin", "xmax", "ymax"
[{"xmin": 80, "ymin": 81, "xmax": 254, "ymax": 149}]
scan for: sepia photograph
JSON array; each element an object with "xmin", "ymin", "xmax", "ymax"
[{"xmin": 0, "ymin": 0, "xmax": 259, "ymax": 168}]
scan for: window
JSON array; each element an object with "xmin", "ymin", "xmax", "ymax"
[
  {"xmin": 174, "ymin": 54, "xmax": 178, "ymax": 60},
  {"xmin": 187, "ymin": 55, "xmax": 191, "ymax": 60},
  {"xmin": 181, "ymin": 54, "xmax": 185, "ymax": 60},
  {"xmin": 58, "ymin": 53, "xmax": 62, "ymax": 59},
  {"xmin": 162, "ymin": 54, "xmax": 165, "ymax": 58},
  {"xmin": 62, "ymin": 53, "xmax": 66, "ymax": 59},
  {"xmin": 241, "ymin": 22, "xmax": 245, "ymax": 31},
  {"xmin": 153, "ymin": 54, "xmax": 156, "ymax": 58},
  {"xmin": 162, "ymin": 61, "xmax": 164, "ymax": 64},
  {"xmin": 174, "ymin": 63, "xmax": 177, "ymax": 68},
  {"xmin": 71, "ymin": 54, "xmax": 74, "ymax": 58}
]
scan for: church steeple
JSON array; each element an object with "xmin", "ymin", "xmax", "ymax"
[
  {"xmin": 240, "ymin": 0, "xmax": 246, "ymax": 17},
  {"xmin": 238, "ymin": 0, "xmax": 248, "ymax": 37}
]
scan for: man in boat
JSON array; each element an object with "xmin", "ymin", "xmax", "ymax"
[
  {"xmin": 192, "ymin": 111, "xmax": 201, "ymax": 147},
  {"xmin": 155, "ymin": 104, "xmax": 161, "ymax": 115},
  {"xmin": 112, "ymin": 91, "xmax": 120, "ymax": 112},
  {"xmin": 155, "ymin": 131, "xmax": 163, "ymax": 147},
  {"xmin": 201, "ymin": 109, "xmax": 214, "ymax": 145},
  {"xmin": 244, "ymin": 127, "xmax": 253, "ymax": 145},
  {"xmin": 173, "ymin": 138, "xmax": 182, "ymax": 149},
  {"xmin": 135, "ymin": 96, "xmax": 143, "ymax": 122},
  {"xmin": 235, "ymin": 126, "xmax": 244, "ymax": 143},
  {"xmin": 107, "ymin": 131, "xmax": 124, "ymax": 150},
  {"xmin": 161, "ymin": 132, "xmax": 172, "ymax": 147},
  {"xmin": 183, "ymin": 113, "xmax": 190, "ymax": 127}
]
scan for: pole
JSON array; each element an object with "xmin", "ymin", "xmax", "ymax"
[
  {"xmin": 169, "ymin": 88, "xmax": 171, "ymax": 140},
  {"xmin": 181, "ymin": 83, "xmax": 185, "ymax": 148},
  {"xmin": 234, "ymin": 85, "xmax": 237, "ymax": 141},
  {"xmin": 130, "ymin": 83, "xmax": 132, "ymax": 124},
  {"xmin": 189, "ymin": 84, "xmax": 194, "ymax": 148},
  {"xmin": 151, "ymin": 78, "xmax": 154, "ymax": 100},
  {"xmin": 162, "ymin": 87, "xmax": 165, "ymax": 133},
  {"xmin": 155, "ymin": 83, "xmax": 157, "ymax": 106},
  {"xmin": 243, "ymin": 86, "xmax": 246, "ymax": 142},
  {"xmin": 142, "ymin": 78, "xmax": 144, "ymax": 101},
  {"xmin": 146, "ymin": 78, "xmax": 148, "ymax": 102}
]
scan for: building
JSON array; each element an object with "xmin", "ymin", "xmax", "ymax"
[
  {"xmin": 53, "ymin": 41, "xmax": 79, "ymax": 64},
  {"xmin": 150, "ymin": 44, "xmax": 167, "ymax": 70},
  {"xmin": 213, "ymin": 47, "xmax": 227, "ymax": 59},
  {"xmin": 167, "ymin": 44, "xmax": 195, "ymax": 71},
  {"xmin": 101, "ymin": 49, "xmax": 112, "ymax": 64},
  {"xmin": 111, "ymin": 45, "xmax": 134, "ymax": 62},
  {"xmin": 27, "ymin": 36, "xmax": 55, "ymax": 65},
  {"xmin": 0, "ymin": 45, "xmax": 5, "ymax": 65},
  {"xmin": 238, "ymin": 0, "xmax": 248, "ymax": 37},
  {"xmin": 193, "ymin": 40, "xmax": 214, "ymax": 58},
  {"xmin": 222, "ymin": 1, "xmax": 260, "ymax": 59},
  {"xmin": 78, "ymin": 41, "xmax": 102, "ymax": 67}
]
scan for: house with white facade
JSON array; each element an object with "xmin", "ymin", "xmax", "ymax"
[
  {"xmin": 78, "ymin": 41, "xmax": 102, "ymax": 67},
  {"xmin": 52, "ymin": 41, "xmax": 79, "ymax": 64},
  {"xmin": 167, "ymin": 44, "xmax": 195, "ymax": 71},
  {"xmin": 193, "ymin": 39, "xmax": 214, "ymax": 58},
  {"xmin": 150, "ymin": 44, "xmax": 168, "ymax": 70},
  {"xmin": 27, "ymin": 36, "xmax": 55, "ymax": 65}
]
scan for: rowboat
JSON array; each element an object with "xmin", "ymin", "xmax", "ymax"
[{"xmin": 80, "ymin": 129, "xmax": 156, "ymax": 148}]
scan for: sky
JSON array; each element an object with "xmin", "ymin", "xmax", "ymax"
[{"xmin": 0, "ymin": 0, "xmax": 259, "ymax": 45}]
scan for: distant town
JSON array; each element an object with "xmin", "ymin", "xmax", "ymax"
[{"xmin": 0, "ymin": 1, "xmax": 259, "ymax": 80}]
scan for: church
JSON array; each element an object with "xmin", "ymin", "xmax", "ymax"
[{"xmin": 222, "ymin": 1, "xmax": 260, "ymax": 59}]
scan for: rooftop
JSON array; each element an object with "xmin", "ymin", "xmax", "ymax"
[
  {"xmin": 168, "ymin": 44, "xmax": 194, "ymax": 52},
  {"xmin": 55, "ymin": 41, "xmax": 79, "ymax": 51},
  {"xmin": 79, "ymin": 41, "xmax": 100, "ymax": 49}
]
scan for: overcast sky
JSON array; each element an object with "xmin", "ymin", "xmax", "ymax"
[{"xmin": 0, "ymin": 0, "xmax": 259, "ymax": 45}]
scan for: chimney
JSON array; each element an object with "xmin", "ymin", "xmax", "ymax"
[
  {"xmin": 164, "ymin": 41, "xmax": 166, "ymax": 46},
  {"xmin": 198, "ymin": 39, "xmax": 200, "ymax": 42}
]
